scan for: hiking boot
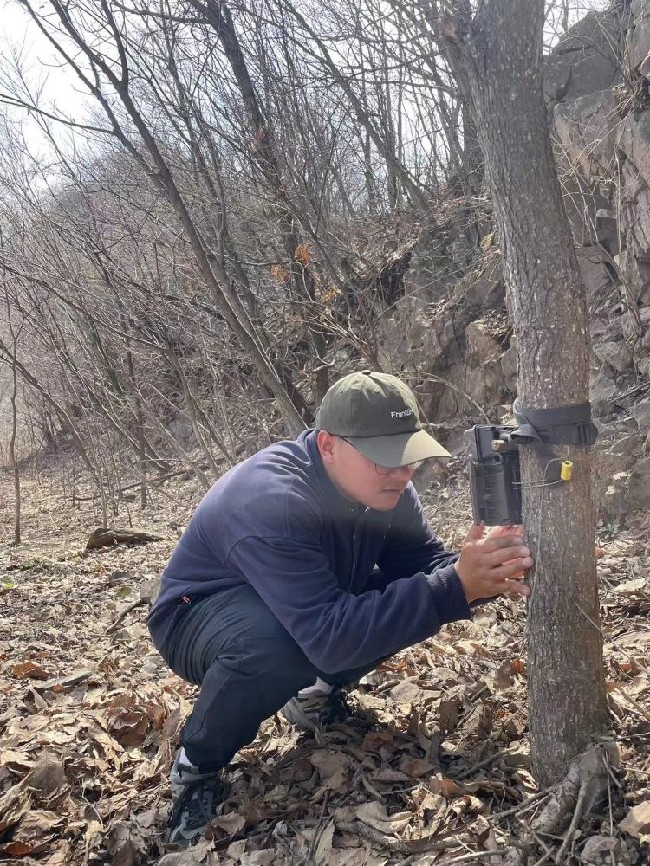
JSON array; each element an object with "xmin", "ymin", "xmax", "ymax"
[
  {"xmin": 168, "ymin": 749, "xmax": 228, "ymax": 847},
  {"xmin": 170, "ymin": 748, "xmax": 217, "ymax": 792},
  {"xmin": 281, "ymin": 680, "xmax": 350, "ymax": 731}
]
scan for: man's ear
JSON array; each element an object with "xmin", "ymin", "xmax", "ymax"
[{"xmin": 316, "ymin": 430, "xmax": 337, "ymax": 464}]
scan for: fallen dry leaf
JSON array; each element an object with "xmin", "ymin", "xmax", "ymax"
[
  {"xmin": 0, "ymin": 451, "xmax": 647, "ymax": 866},
  {"xmin": 355, "ymin": 801, "xmax": 411, "ymax": 834},
  {"xmin": 10, "ymin": 660, "xmax": 51, "ymax": 680}
]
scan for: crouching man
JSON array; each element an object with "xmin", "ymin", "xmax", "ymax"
[{"xmin": 148, "ymin": 371, "xmax": 532, "ymax": 846}]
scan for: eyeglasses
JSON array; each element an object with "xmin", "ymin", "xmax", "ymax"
[{"xmin": 339, "ymin": 437, "xmax": 424, "ymax": 475}]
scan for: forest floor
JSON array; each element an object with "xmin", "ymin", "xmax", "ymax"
[{"xmin": 0, "ymin": 455, "xmax": 648, "ymax": 866}]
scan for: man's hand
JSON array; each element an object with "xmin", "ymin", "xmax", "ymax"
[{"xmin": 455, "ymin": 523, "xmax": 532, "ymax": 603}]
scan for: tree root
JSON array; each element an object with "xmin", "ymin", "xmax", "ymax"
[{"xmin": 531, "ymin": 743, "xmax": 619, "ymax": 864}]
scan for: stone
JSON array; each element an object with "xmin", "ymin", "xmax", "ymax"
[
  {"xmin": 139, "ymin": 575, "xmax": 161, "ymax": 604},
  {"xmin": 411, "ymin": 458, "xmax": 448, "ymax": 495},
  {"xmin": 465, "ymin": 319, "xmax": 504, "ymax": 367},
  {"xmin": 620, "ymin": 111, "xmax": 650, "ymax": 204},
  {"xmin": 500, "ymin": 339, "xmax": 518, "ymax": 381},
  {"xmin": 579, "ymin": 250, "xmax": 617, "ymax": 301},
  {"xmin": 580, "ymin": 835, "xmax": 626, "ymax": 865},
  {"xmin": 628, "ymin": 0, "xmax": 650, "ymax": 77},
  {"xmin": 620, "ymin": 799, "xmax": 650, "ymax": 842},
  {"xmin": 500, "ymin": 350, "xmax": 517, "ymax": 391},
  {"xmin": 404, "ymin": 312, "xmax": 451, "ymax": 367},
  {"xmin": 607, "ymin": 433, "xmax": 644, "ymax": 455},
  {"xmin": 620, "ymin": 255, "xmax": 650, "ymax": 310},
  {"xmin": 631, "ymin": 398, "xmax": 650, "ymax": 432},
  {"xmin": 592, "ymin": 339, "xmax": 634, "ymax": 372},
  {"xmin": 595, "ymin": 209, "xmax": 619, "ymax": 255},
  {"xmin": 641, "ymin": 327, "xmax": 650, "ymax": 350},
  {"xmin": 621, "ymin": 305, "xmax": 650, "ymax": 339},
  {"xmin": 629, "ymin": 456, "xmax": 650, "ymax": 509},
  {"xmin": 603, "ymin": 471, "xmax": 633, "ymax": 515},
  {"xmin": 544, "ymin": 11, "xmax": 621, "ymax": 105},
  {"xmin": 466, "ymin": 359, "xmax": 506, "ymax": 407},
  {"xmin": 559, "ymin": 171, "xmax": 609, "ymax": 245},
  {"xmin": 590, "ymin": 370, "xmax": 617, "ymax": 415},
  {"xmin": 637, "ymin": 355, "xmax": 650, "ymax": 378},
  {"xmin": 593, "ymin": 451, "xmax": 637, "ymax": 484},
  {"xmin": 595, "ymin": 418, "xmax": 639, "ymax": 439},
  {"xmin": 496, "ymin": 404, "xmax": 514, "ymax": 423},
  {"xmin": 554, "ymin": 89, "xmax": 619, "ymax": 178}
]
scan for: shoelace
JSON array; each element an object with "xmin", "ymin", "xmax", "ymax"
[
  {"xmin": 169, "ymin": 776, "xmax": 226, "ymax": 835},
  {"xmin": 318, "ymin": 688, "xmax": 350, "ymax": 725}
]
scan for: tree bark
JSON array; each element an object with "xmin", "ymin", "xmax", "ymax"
[
  {"xmin": 9, "ymin": 333, "xmax": 21, "ymax": 545},
  {"xmin": 441, "ymin": 0, "xmax": 609, "ymax": 785}
]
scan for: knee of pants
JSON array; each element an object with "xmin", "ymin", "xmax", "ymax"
[{"xmin": 236, "ymin": 631, "xmax": 316, "ymax": 689}]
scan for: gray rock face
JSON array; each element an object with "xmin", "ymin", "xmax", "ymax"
[
  {"xmin": 554, "ymin": 90, "xmax": 619, "ymax": 178},
  {"xmin": 590, "ymin": 370, "xmax": 617, "ymax": 416},
  {"xmin": 578, "ymin": 248, "xmax": 617, "ymax": 298},
  {"xmin": 397, "ymin": 6, "xmax": 649, "ymax": 520},
  {"xmin": 629, "ymin": 455, "xmax": 650, "ymax": 509},
  {"xmin": 547, "ymin": 6, "xmax": 650, "ymax": 272},
  {"xmin": 592, "ymin": 339, "xmax": 634, "ymax": 372},
  {"xmin": 544, "ymin": 12, "xmax": 621, "ymax": 105},
  {"xmin": 604, "ymin": 455, "xmax": 650, "ymax": 513},
  {"xmin": 628, "ymin": 0, "xmax": 650, "ymax": 76},
  {"xmin": 631, "ymin": 397, "xmax": 650, "ymax": 432},
  {"xmin": 465, "ymin": 320, "xmax": 503, "ymax": 367},
  {"xmin": 545, "ymin": 5, "xmax": 650, "ymax": 503}
]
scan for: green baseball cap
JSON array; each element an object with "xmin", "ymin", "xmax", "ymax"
[{"xmin": 315, "ymin": 371, "xmax": 451, "ymax": 467}]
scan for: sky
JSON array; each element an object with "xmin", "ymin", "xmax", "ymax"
[{"xmin": 0, "ymin": 0, "xmax": 90, "ymax": 149}]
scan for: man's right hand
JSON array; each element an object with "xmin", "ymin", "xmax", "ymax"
[{"xmin": 454, "ymin": 523, "xmax": 532, "ymax": 603}]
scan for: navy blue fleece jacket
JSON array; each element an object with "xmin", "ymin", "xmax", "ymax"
[{"xmin": 148, "ymin": 430, "xmax": 471, "ymax": 673}]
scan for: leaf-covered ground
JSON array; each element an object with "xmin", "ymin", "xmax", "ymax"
[{"xmin": 0, "ymin": 460, "xmax": 648, "ymax": 865}]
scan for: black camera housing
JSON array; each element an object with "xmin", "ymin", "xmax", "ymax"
[{"xmin": 469, "ymin": 425, "xmax": 522, "ymax": 525}]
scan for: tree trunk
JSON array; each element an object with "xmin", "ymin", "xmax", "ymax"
[
  {"xmin": 441, "ymin": 0, "xmax": 608, "ymax": 786},
  {"xmin": 10, "ymin": 338, "xmax": 21, "ymax": 546}
]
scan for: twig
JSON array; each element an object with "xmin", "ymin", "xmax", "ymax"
[
  {"xmin": 607, "ymin": 770, "xmax": 614, "ymax": 836},
  {"xmin": 496, "ymin": 789, "xmax": 550, "ymax": 820},
  {"xmin": 303, "ymin": 791, "xmax": 330, "ymax": 865},
  {"xmin": 106, "ymin": 599, "xmax": 145, "ymax": 634},
  {"xmin": 531, "ymin": 832, "xmax": 554, "ymax": 866},
  {"xmin": 555, "ymin": 778, "xmax": 588, "ymax": 864},
  {"xmin": 439, "ymin": 851, "xmax": 508, "ymax": 864},
  {"xmin": 72, "ymin": 468, "xmax": 188, "ymax": 501},
  {"xmin": 337, "ymin": 822, "xmax": 455, "ymax": 854},
  {"xmin": 614, "ymin": 690, "xmax": 650, "ymax": 724},
  {"xmin": 455, "ymin": 747, "xmax": 511, "ymax": 780}
]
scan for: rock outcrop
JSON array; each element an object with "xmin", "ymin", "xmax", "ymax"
[
  {"xmin": 546, "ymin": 0, "xmax": 650, "ymax": 512},
  {"xmin": 390, "ymin": 1, "xmax": 649, "ymax": 518}
]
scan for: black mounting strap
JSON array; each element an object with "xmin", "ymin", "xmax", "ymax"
[{"xmin": 510, "ymin": 400, "xmax": 598, "ymax": 448}]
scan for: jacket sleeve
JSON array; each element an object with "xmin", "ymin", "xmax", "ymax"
[
  {"xmin": 224, "ymin": 532, "xmax": 470, "ymax": 673},
  {"xmin": 377, "ymin": 484, "xmax": 460, "ymax": 579}
]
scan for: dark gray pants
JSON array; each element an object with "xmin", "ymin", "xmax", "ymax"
[{"xmin": 160, "ymin": 585, "xmax": 380, "ymax": 772}]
